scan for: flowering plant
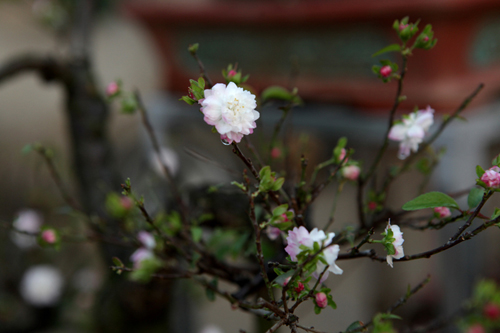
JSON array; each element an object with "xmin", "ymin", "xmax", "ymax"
[{"xmin": 4, "ymin": 11, "xmax": 500, "ymax": 333}]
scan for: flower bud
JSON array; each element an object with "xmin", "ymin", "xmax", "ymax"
[
  {"xmin": 315, "ymin": 292, "xmax": 328, "ymax": 308},
  {"xmin": 119, "ymin": 196, "xmax": 133, "ymax": 210},
  {"xmin": 342, "ymin": 165, "xmax": 360, "ymax": 181},
  {"xmin": 338, "ymin": 148, "xmax": 348, "ymax": 164},
  {"xmin": 228, "ymin": 70, "xmax": 237, "ymax": 77},
  {"xmin": 138, "ymin": 231, "xmax": 156, "ymax": 249},
  {"xmin": 283, "ymin": 277, "xmax": 291, "ymax": 286},
  {"xmin": 481, "ymin": 168, "xmax": 500, "ymax": 188},
  {"xmin": 106, "ymin": 81, "xmax": 120, "ymax": 97},
  {"xmin": 434, "ymin": 206, "xmax": 451, "ymax": 218},
  {"xmin": 380, "ymin": 66, "xmax": 392, "ymax": 78},
  {"xmin": 41, "ymin": 229, "xmax": 57, "ymax": 244},
  {"xmin": 399, "ymin": 23, "xmax": 409, "ymax": 31},
  {"xmin": 423, "ymin": 36, "xmax": 429, "ymax": 42},
  {"xmin": 483, "ymin": 302, "xmax": 500, "ymax": 320},
  {"xmin": 271, "ymin": 147, "xmax": 281, "ymax": 159},
  {"xmin": 368, "ymin": 201, "xmax": 377, "ymax": 211},
  {"xmin": 295, "ymin": 282, "xmax": 304, "ymax": 293}
]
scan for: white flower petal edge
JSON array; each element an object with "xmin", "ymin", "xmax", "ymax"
[
  {"xmin": 199, "ymin": 82, "xmax": 260, "ymax": 144},
  {"xmin": 388, "ymin": 106, "xmax": 434, "ymax": 160},
  {"xmin": 285, "ymin": 226, "xmax": 342, "ymax": 280},
  {"xmin": 385, "ymin": 223, "xmax": 405, "ymax": 268}
]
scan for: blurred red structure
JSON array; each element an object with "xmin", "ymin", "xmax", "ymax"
[{"xmin": 125, "ymin": 0, "xmax": 500, "ymax": 111}]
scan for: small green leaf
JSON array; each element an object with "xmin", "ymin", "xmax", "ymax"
[
  {"xmin": 112, "ymin": 257, "xmax": 124, "ymax": 267},
  {"xmin": 372, "ymin": 44, "xmax": 401, "ymax": 57},
  {"xmin": 272, "ymin": 204, "xmax": 288, "ymax": 217},
  {"xmin": 179, "ymin": 96, "xmax": 196, "ymax": 105},
  {"xmin": 188, "ymin": 43, "xmax": 199, "ymax": 55},
  {"xmin": 273, "ymin": 269, "xmax": 295, "ymax": 286},
  {"xmin": 468, "ymin": 187, "xmax": 485, "ymax": 209},
  {"xmin": 491, "ymin": 208, "xmax": 500, "ymax": 220},
  {"xmin": 402, "ymin": 191, "xmax": 459, "ymax": 211},
  {"xmin": 314, "ymin": 305, "xmax": 321, "ymax": 314},
  {"xmin": 346, "ymin": 321, "xmax": 365, "ymax": 332},
  {"xmin": 191, "ymin": 226, "xmax": 203, "ymax": 243},
  {"xmin": 476, "ymin": 165, "xmax": 485, "ymax": 178}
]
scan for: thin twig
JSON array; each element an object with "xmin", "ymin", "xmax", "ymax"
[
  {"xmin": 32, "ymin": 145, "xmax": 80, "ymax": 210},
  {"xmin": 250, "ymin": 196, "xmax": 275, "ymax": 303},
  {"xmin": 449, "ymin": 190, "xmax": 491, "ymax": 241}
]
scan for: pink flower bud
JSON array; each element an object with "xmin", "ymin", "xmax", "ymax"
[
  {"xmin": 342, "ymin": 165, "xmax": 360, "ymax": 181},
  {"xmin": 315, "ymin": 292, "xmax": 328, "ymax": 308},
  {"xmin": 423, "ymin": 36, "xmax": 429, "ymax": 42},
  {"xmin": 368, "ymin": 201, "xmax": 377, "ymax": 211},
  {"xmin": 283, "ymin": 277, "xmax": 291, "ymax": 286},
  {"xmin": 295, "ymin": 282, "xmax": 304, "ymax": 293},
  {"xmin": 481, "ymin": 168, "xmax": 500, "ymax": 188},
  {"xmin": 484, "ymin": 303, "xmax": 500, "ymax": 320},
  {"xmin": 41, "ymin": 229, "xmax": 56, "ymax": 244},
  {"xmin": 228, "ymin": 70, "xmax": 237, "ymax": 77},
  {"xmin": 106, "ymin": 81, "xmax": 119, "ymax": 97},
  {"xmin": 467, "ymin": 324, "xmax": 486, "ymax": 333},
  {"xmin": 399, "ymin": 23, "xmax": 409, "ymax": 31},
  {"xmin": 281, "ymin": 213, "xmax": 289, "ymax": 222},
  {"xmin": 338, "ymin": 148, "xmax": 348, "ymax": 163},
  {"xmin": 434, "ymin": 206, "xmax": 451, "ymax": 218},
  {"xmin": 137, "ymin": 231, "xmax": 156, "ymax": 249},
  {"xmin": 380, "ymin": 66, "xmax": 392, "ymax": 78},
  {"xmin": 271, "ymin": 147, "xmax": 281, "ymax": 159},
  {"xmin": 120, "ymin": 197, "xmax": 133, "ymax": 210}
]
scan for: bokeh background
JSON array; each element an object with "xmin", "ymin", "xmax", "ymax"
[{"xmin": 2, "ymin": 0, "xmax": 500, "ymax": 332}]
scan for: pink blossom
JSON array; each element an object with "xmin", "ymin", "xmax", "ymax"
[
  {"xmin": 388, "ymin": 106, "xmax": 434, "ymax": 159},
  {"xmin": 228, "ymin": 70, "xmax": 237, "ymax": 77},
  {"xmin": 399, "ymin": 23, "xmax": 409, "ymax": 31},
  {"xmin": 315, "ymin": 292, "xmax": 328, "ymax": 308},
  {"xmin": 481, "ymin": 167, "xmax": 500, "ymax": 188},
  {"xmin": 423, "ymin": 36, "xmax": 429, "ymax": 42},
  {"xmin": 283, "ymin": 277, "xmax": 291, "ymax": 286},
  {"xmin": 130, "ymin": 248, "xmax": 154, "ymax": 268},
  {"xmin": 106, "ymin": 81, "xmax": 119, "ymax": 97},
  {"xmin": 138, "ymin": 231, "xmax": 156, "ymax": 249},
  {"xmin": 342, "ymin": 165, "xmax": 360, "ymax": 181},
  {"xmin": 41, "ymin": 230, "xmax": 56, "ymax": 244},
  {"xmin": 199, "ymin": 82, "xmax": 259, "ymax": 144},
  {"xmin": 285, "ymin": 226, "xmax": 342, "ymax": 280},
  {"xmin": 385, "ymin": 223, "xmax": 404, "ymax": 268},
  {"xmin": 434, "ymin": 206, "xmax": 451, "ymax": 218},
  {"xmin": 380, "ymin": 66, "xmax": 392, "ymax": 78},
  {"xmin": 266, "ymin": 226, "xmax": 281, "ymax": 241}
]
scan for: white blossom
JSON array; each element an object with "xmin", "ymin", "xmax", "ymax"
[
  {"xmin": 388, "ymin": 106, "xmax": 434, "ymax": 159},
  {"xmin": 199, "ymin": 82, "xmax": 259, "ymax": 144}
]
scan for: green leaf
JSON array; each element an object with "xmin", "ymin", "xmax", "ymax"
[
  {"xmin": 468, "ymin": 187, "xmax": 485, "ymax": 209},
  {"xmin": 21, "ymin": 144, "xmax": 33, "ymax": 154},
  {"xmin": 272, "ymin": 204, "xmax": 288, "ymax": 217},
  {"xmin": 179, "ymin": 96, "xmax": 196, "ymax": 105},
  {"xmin": 314, "ymin": 305, "xmax": 321, "ymax": 314},
  {"xmin": 346, "ymin": 321, "xmax": 365, "ymax": 332},
  {"xmin": 271, "ymin": 177, "xmax": 285, "ymax": 191},
  {"xmin": 273, "ymin": 269, "xmax": 295, "ymax": 286},
  {"xmin": 476, "ymin": 165, "xmax": 485, "ymax": 178},
  {"xmin": 112, "ymin": 257, "xmax": 124, "ymax": 267},
  {"xmin": 402, "ymin": 191, "xmax": 459, "ymax": 211},
  {"xmin": 261, "ymin": 86, "xmax": 302, "ymax": 104},
  {"xmin": 191, "ymin": 226, "xmax": 203, "ymax": 243},
  {"xmin": 491, "ymin": 208, "xmax": 500, "ymax": 220},
  {"xmin": 372, "ymin": 44, "xmax": 401, "ymax": 57}
]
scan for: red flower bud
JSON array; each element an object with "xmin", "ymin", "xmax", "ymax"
[
  {"xmin": 295, "ymin": 282, "xmax": 304, "ymax": 293},
  {"xmin": 380, "ymin": 66, "xmax": 392, "ymax": 78},
  {"xmin": 484, "ymin": 302, "xmax": 500, "ymax": 320}
]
